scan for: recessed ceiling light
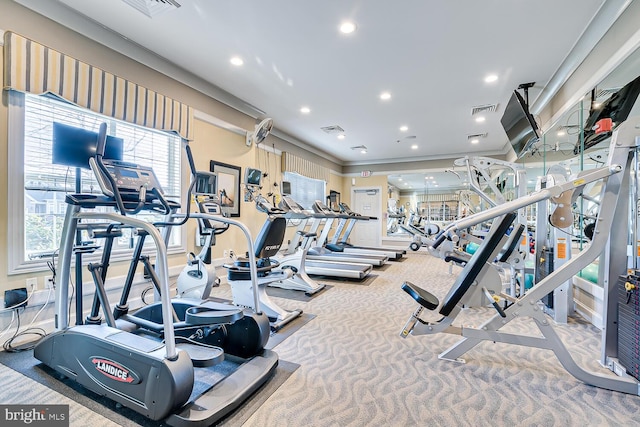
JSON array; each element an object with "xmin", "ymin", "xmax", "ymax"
[
  {"xmin": 230, "ymin": 56, "xmax": 244, "ymax": 66},
  {"xmin": 556, "ymin": 130, "xmax": 565, "ymax": 136},
  {"xmin": 475, "ymin": 116, "xmax": 486, "ymax": 123},
  {"xmin": 434, "ymin": 184, "xmax": 439, "ymax": 187},
  {"xmin": 400, "ymin": 125, "xmax": 408, "ymax": 132},
  {"xmin": 360, "ymin": 149, "xmax": 367, "ymax": 154},
  {"xmin": 380, "ymin": 92, "xmax": 391, "ymax": 100},
  {"xmin": 337, "ymin": 134, "xmax": 345, "ymax": 140},
  {"xmin": 470, "ymin": 138, "xmax": 479, "ymax": 144},
  {"xmin": 340, "ymin": 21, "xmax": 357, "ymax": 34},
  {"xmin": 398, "ymin": 178, "xmax": 403, "ymax": 181},
  {"xmin": 428, "ymin": 176, "xmax": 434, "ymax": 179},
  {"xmin": 484, "ymin": 74, "xmax": 498, "ymax": 83},
  {"xmin": 411, "ymin": 144, "xmax": 418, "ymax": 150},
  {"xmin": 300, "ymin": 106, "xmax": 311, "ymax": 114}
]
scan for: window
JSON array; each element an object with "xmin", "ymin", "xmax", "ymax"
[
  {"xmin": 8, "ymin": 92, "xmax": 184, "ymax": 273},
  {"xmin": 283, "ymin": 172, "xmax": 326, "ymax": 210}
]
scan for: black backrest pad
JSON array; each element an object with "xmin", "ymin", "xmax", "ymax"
[
  {"xmin": 254, "ymin": 216, "xmax": 287, "ymax": 258},
  {"xmin": 439, "ymin": 212, "xmax": 517, "ymax": 316},
  {"xmin": 497, "ymin": 223, "xmax": 525, "ymax": 263}
]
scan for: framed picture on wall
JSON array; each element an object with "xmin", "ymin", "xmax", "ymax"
[{"xmin": 210, "ymin": 160, "xmax": 241, "ymax": 217}]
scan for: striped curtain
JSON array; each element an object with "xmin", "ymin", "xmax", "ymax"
[
  {"xmin": 281, "ymin": 151, "xmax": 330, "ymax": 182},
  {"xmin": 3, "ymin": 31, "xmax": 193, "ymax": 140}
]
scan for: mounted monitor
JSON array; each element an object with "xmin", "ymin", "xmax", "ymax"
[
  {"xmin": 500, "ymin": 90, "xmax": 542, "ymax": 159},
  {"xmin": 281, "ymin": 181, "xmax": 291, "ymax": 196},
  {"xmin": 194, "ymin": 171, "xmax": 217, "ymax": 197},
  {"xmin": 574, "ymin": 74, "xmax": 640, "ymax": 154},
  {"xmin": 52, "ymin": 122, "xmax": 123, "ymax": 169},
  {"xmin": 244, "ymin": 167, "xmax": 262, "ymax": 189}
]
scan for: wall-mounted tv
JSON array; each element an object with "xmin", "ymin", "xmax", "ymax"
[
  {"xmin": 244, "ymin": 167, "xmax": 262, "ymax": 188},
  {"xmin": 500, "ymin": 90, "xmax": 542, "ymax": 159},
  {"xmin": 281, "ymin": 181, "xmax": 291, "ymax": 196},
  {"xmin": 194, "ymin": 171, "xmax": 217, "ymax": 197},
  {"xmin": 52, "ymin": 122, "xmax": 123, "ymax": 169},
  {"xmin": 574, "ymin": 74, "xmax": 640, "ymax": 154}
]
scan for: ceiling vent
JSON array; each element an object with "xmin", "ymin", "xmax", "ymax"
[
  {"xmin": 321, "ymin": 125, "xmax": 345, "ymax": 135},
  {"xmin": 467, "ymin": 133, "xmax": 487, "ymax": 140},
  {"xmin": 471, "ymin": 104, "xmax": 498, "ymax": 115},
  {"xmin": 396, "ymin": 135, "xmax": 417, "ymax": 143},
  {"xmin": 121, "ymin": 0, "xmax": 181, "ymax": 17},
  {"xmin": 595, "ymin": 87, "xmax": 621, "ymax": 100}
]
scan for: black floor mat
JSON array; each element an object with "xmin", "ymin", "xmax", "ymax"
[
  {"xmin": 265, "ymin": 284, "xmax": 332, "ymax": 301},
  {"xmin": 0, "ymin": 348, "xmax": 298, "ymax": 427}
]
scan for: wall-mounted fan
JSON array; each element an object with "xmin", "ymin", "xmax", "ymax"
[{"xmin": 246, "ymin": 118, "xmax": 274, "ymax": 146}]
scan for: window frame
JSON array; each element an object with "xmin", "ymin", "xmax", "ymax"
[
  {"xmin": 7, "ymin": 91, "xmax": 187, "ymax": 275},
  {"xmin": 283, "ymin": 171, "xmax": 326, "ymax": 211}
]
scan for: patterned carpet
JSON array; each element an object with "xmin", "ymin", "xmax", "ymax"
[
  {"xmin": 1, "ymin": 250, "xmax": 639, "ymax": 426},
  {"xmin": 228, "ymin": 251, "xmax": 640, "ymax": 427}
]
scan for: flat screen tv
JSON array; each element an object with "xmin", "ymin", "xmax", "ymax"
[
  {"xmin": 194, "ymin": 171, "xmax": 217, "ymax": 197},
  {"xmin": 244, "ymin": 167, "xmax": 262, "ymax": 188},
  {"xmin": 574, "ymin": 74, "xmax": 640, "ymax": 154},
  {"xmin": 52, "ymin": 122, "xmax": 124, "ymax": 169},
  {"xmin": 281, "ymin": 181, "xmax": 291, "ymax": 196},
  {"xmin": 500, "ymin": 90, "xmax": 542, "ymax": 159}
]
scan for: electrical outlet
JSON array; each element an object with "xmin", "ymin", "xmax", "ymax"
[
  {"xmin": 223, "ymin": 250, "xmax": 229, "ymax": 258},
  {"xmin": 44, "ymin": 275, "xmax": 54, "ymax": 289},
  {"xmin": 229, "ymin": 250, "xmax": 235, "ymax": 259},
  {"xmin": 26, "ymin": 277, "xmax": 38, "ymax": 291}
]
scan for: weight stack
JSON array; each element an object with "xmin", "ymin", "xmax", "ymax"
[
  {"xmin": 536, "ymin": 247, "xmax": 554, "ymax": 309},
  {"xmin": 617, "ymin": 272, "xmax": 640, "ymax": 381}
]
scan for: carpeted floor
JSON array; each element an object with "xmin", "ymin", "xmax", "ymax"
[{"xmin": 2, "ymin": 251, "xmax": 640, "ymax": 426}]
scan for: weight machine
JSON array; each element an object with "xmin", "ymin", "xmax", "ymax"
[{"xmin": 400, "ymin": 117, "xmax": 640, "ymax": 395}]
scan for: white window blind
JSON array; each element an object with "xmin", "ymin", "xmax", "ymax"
[
  {"xmin": 21, "ymin": 93, "xmax": 182, "ymax": 263},
  {"xmin": 283, "ymin": 172, "xmax": 326, "ymax": 210}
]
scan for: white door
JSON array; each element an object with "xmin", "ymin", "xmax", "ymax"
[{"xmin": 350, "ymin": 188, "xmax": 381, "ymax": 247}]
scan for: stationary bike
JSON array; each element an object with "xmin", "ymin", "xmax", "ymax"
[{"xmin": 176, "ymin": 172, "xmax": 227, "ymax": 299}]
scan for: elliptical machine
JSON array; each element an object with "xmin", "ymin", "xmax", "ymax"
[{"xmin": 34, "ymin": 123, "xmax": 278, "ymax": 426}]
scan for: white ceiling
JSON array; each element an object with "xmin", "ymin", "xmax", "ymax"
[{"xmin": 14, "ymin": 0, "xmax": 614, "ymax": 170}]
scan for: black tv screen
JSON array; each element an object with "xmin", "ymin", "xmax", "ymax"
[
  {"xmin": 244, "ymin": 168, "xmax": 262, "ymax": 187},
  {"xmin": 52, "ymin": 122, "xmax": 124, "ymax": 169},
  {"xmin": 574, "ymin": 74, "xmax": 640, "ymax": 154},
  {"xmin": 500, "ymin": 90, "xmax": 542, "ymax": 158}
]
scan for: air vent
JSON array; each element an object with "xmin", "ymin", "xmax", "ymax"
[
  {"xmin": 471, "ymin": 104, "xmax": 498, "ymax": 115},
  {"xmin": 596, "ymin": 87, "xmax": 621, "ymax": 99},
  {"xmin": 321, "ymin": 125, "xmax": 345, "ymax": 134},
  {"xmin": 396, "ymin": 135, "xmax": 417, "ymax": 143},
  {"xmin": 350, "ymin": 145, "xmax": 367, "ymax": 150},
  {"xmin": 467, "ymin": 133, "xmax": 487, "ymax": 140},
  {"xmin": 121, "ymin": 0, "xmax": 181, "ymax": 17}
]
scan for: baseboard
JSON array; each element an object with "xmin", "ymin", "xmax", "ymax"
[{"xmin": 0, "ymin": 264, "xmax": 184, "ymax": 332}]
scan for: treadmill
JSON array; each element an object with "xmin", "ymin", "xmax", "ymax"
[
  {"xmin": 307, "ymin": 201, "xmax": 388, "ymax": 267},
  {"xmin": 313, "ymin": 201, "xmax": 406, "ymax": 260},
  {"xmin": 279, "ymin": 196, "xmax": 373, "ymax": 279},
  {"xmin": 333, "ymin": 202, "xmax": 406, "ymax": 260}
]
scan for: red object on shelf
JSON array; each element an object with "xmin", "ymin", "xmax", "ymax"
[{"xmin": 594, "ymin": 118, "xmax": 613, "ymax": 133}]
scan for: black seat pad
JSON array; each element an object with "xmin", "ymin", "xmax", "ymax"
[{"xmin": 402, "ymin": 281, "xmax": 439, "ymax": 310}]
